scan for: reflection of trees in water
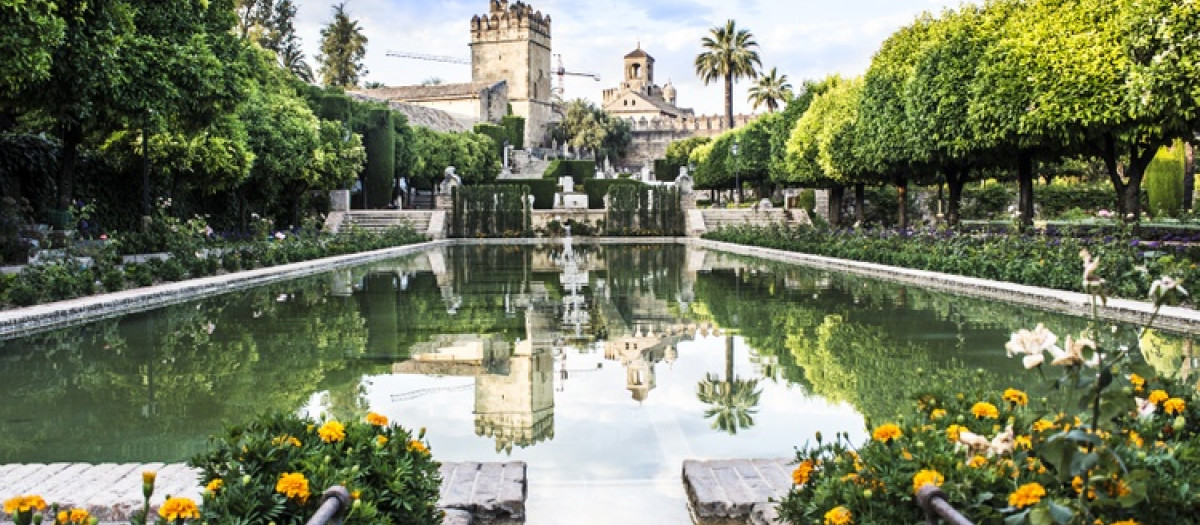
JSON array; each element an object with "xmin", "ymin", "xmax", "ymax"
[{"xmin": 0, "ymin": 277, "xmax": 372, "ymax": 463}]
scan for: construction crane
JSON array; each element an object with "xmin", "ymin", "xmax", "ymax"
[
  {"xmin": 553, "ymin": 54, "xmax": 600, "ymax": 95},
  {"xmin": 385, "ymin": 50, "xmax": 600, "ymax": 97},
  {"xmin": 385, "ymin": 51, "xmax": 470, "ymax": 65}
]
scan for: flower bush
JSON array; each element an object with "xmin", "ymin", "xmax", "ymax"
[
  {"xmin": 778, "ymin": 256, "xmax": 1200, "ymax": 524},
  {"xmin": 189, "ymin": 412, "xmax": 442, "ymax": 525}
]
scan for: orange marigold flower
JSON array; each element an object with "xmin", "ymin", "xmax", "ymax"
[
  {"xmin": 377, "ymin": 435, "xmax": 389, "ymax": 446},
  {"xmin": 272, "ymin": 435, "xmax": 302, "ymax": 447},
  {"xmin": 930, "ymin": 409, "xmax": 947, "ymax": 420},
  {"xmin": 1164, "ymin": 398, "xmax": 1186, "ymax": 415},
  {"xmin": 67, "ymin": 508, "xmax": 90, "ymax": 524},
  {"xmin": 792, "ymin": 459, "xmax": 816, "ymax": 485},
  {"xmin": 872, "ymin": 423, "xmax": 903, "ymax": 443},
  {"xmin": 1129, "ymin": 373, "xmax": 1145, "ymax": 392},
  {"xmin": 1147, "ymin": 390, "xmax": 1169, "ymax": 406},
  {"xmin": 971, "ymin": 402, "xmax": 1000, "ymax": 419},
  {"xmin": 1112, "ymin": 520, "xmax": 1140, "ymax": 525},
  {"xmin": 1032, "ymin": 419, "xmax": 1055, "ymax": 432},
  {"xmin": 912, "ymin": 469, "xmax": 944, "ymax": 493},
  {"xmin": 206, "ymin": 478, "xmax": 223, "ymax": 493},
  {"xmin": 1008, "ymin": 482, "xmax": 1046, "ymax": 509},
  {"xmin": 318, "ymin": 421, "xmax": 346, "ymax": 443},
  {"xmin": 366, "ymin": 412, "xmax": 389, "ymax": 426},
  {"xmin": 1128, "ymin": 431, "xmax": 1144, "ymax": 448},
  {"xmin": 967, "ymin": 455, "xmax": 988, "ymax": 468},
  {"xmin": 276, "ymin": 472, "xmax": 311, "ymax": 504},
  {"xmin": 824, "ymin": 506, "xmax": 853, "ymax": 525},
  {"xmin": 158, "ymin": 496, "xmax": 200, "ymax": 521},
  {"xmin": 1015, "ymin": 435, "xmax": 1032, "ymax": 450},
  {"xmin": 946, "ymin": 424, "xmax": 965, "ymax": 442},
  {"xmin": 407, "ymin": 439, "xmax": 430, "ymax": 455},
  {"xmin": 1003, "ymin": 389, "xmax": 1029, "ymax": 407},
  {"xmin": 3, "ymin": 495, "xmax": 47, "ymax": 514}
]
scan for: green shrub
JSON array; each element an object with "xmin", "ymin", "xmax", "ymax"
[
  {"xmin": 190, "ymin": 412, "xmax": 442, "ymax": 524},
  {"xmin": 583, "ymin": 179, "xmax": 642, "ymax": 209},
  {"xmin": 501, "ymin": 115, "xmax": 525, "ymax": 150},
  {"xmin": 363, "ymin": 109, "xmax": 396, "ymax": 209},
  {"xmin": 543, "ymin": 159, "xmax": 596, "ymax": 183},
  {"xmin": 1145, "ymin": 142, "xmax": 1186, "ymax": 218},
  {"xmin": 961, "ymin": 182, "xmax": 1014, "ymax": 220},
  {"xmin": 493, "ymin": 179, "xmax": 556, "ymax": 210},
  {"xmin": 473, "ymin": 123, "xmax": 508, "ymax": 158},
  {"xmin": 1036, "ymin": 184, "xmax": 1119, "ymax": 219}
]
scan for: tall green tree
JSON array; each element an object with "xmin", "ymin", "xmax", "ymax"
[
  {"xmin": 0, "ymin": 0, "xmax": 64, "ymax": 100},
  {"xmin": 694, "ymin": 19, "xmax": 762, "ymax": 130},
  {"xmin": 317, "ymin": 2, "xmax": 368, "ymax": 88},
  {"xmin": 559, "ymin": 99, "xmax": 631, "ymax": 162},
  {"xmin": 785, "ymin": 76, "xmax": 863, "ymax": 226},
  {"xmin": 747, "ymin": 67, "xmax": 792, "ymax": 113}
]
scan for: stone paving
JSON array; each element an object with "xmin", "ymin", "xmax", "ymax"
[
  {"xmin": 0, "ymin": 461, "xmax": 526, "ymax": 524},
  {"xmin": 682, "ymin": 459, "xmax": 793, "ymax": 524}
]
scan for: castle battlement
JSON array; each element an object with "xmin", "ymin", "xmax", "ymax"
[
  {"xmin": 471, "ymin": 0, "xmax": 550, "ymax": 43},
  {"xmin": 625, "ymin": 113, "xmax": 757, "ymax": 134}
]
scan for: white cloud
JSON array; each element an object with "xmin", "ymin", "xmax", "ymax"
[{"xmin": 295, "ymin": 0, "xmax": 957, "ymax": 114}]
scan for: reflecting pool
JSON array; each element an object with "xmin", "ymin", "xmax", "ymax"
[{"xmin": 1, "ymin": 243, "xmax": 1192, "ymax": 523}]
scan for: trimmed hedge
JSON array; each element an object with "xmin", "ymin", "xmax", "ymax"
[
  {"xmin": 583, "ymin": 178, "xmax": 642, "ymax": 209},
  {"xmin": 1146, "ymin": 143, "xmax": 1186, "ymax": 217},
  {"xmin": 544, "ymin": 159, "xmax": 596, "ymax": 183},
  {"xmin": 363, "ymin": 109, "xmax": 395, "ymax": 209},
  {"xmin": 501, "ymin": 115, "xmax": 525, "ymax": 150},
  {"xmin": 493, "ymin": 179, "xmax": 557, "ymax": 209},
  {"xmin": 473, "ymin": 123, "xmax": 508, "ymax": 158}
]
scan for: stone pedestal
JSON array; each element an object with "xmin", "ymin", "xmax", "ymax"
[
  {"xmin": 554, "ymin": 193, "xmax": 588, "ymax": 209},
  {"xmin": 681, "ymin": 194, "xmax": 698, "ymax": 209},
  {"xmin": 436, "ymin": 194, "xmax": 453, "ymax": 210},
  {"xmin": 329, "ymin": 190, "xmax": 350, "ymax": 212}
]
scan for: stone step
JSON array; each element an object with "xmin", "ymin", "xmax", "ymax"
[
  {"xmin": 0, "ymin": 461, "xmax": 526, "ymax": 524},
  {"xmin": 682, "ymin": 458, "xmax": 792, "ymax": 524}
]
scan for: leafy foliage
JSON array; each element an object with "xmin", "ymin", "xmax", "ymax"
[{"xmin": 316, "ymin": 2, "xmax": 367, "ymax": 88}]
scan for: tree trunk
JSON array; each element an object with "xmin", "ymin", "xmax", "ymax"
[
  {"xmin": 1123, "ymin": 143, "xmax": 1159, "ymax": 221},
  {"xmin": 894, "ymin": 175, "xmax": 908, "ymax": 230},
  {"xmin": 828, "ymin": 185, "xmax": 844, "ymax": 227},
  {"xmin": 947, "ymin": 167, "xmax": 966, "ymax": 226},
  {"xmin": 724, "ymin": 74, "xmax": 735, "ymax": 131},
  {"xmin": 1185, "ymin": 141, "xmax": 1195, "ymax": 212},
  {"xmin": 854, "ymin": 183, "xmax": 865, "ymax": 225},
  {"xmin": 56, "ymin": 121, "xmax": 82, "ymax": 214},
  {"xmin": 1100, "ymin": 133, "xmax": 1128, "ymax": 218},
  {"xmin": 1017, "ymin": 150, "xmax": 1034, "ymax": 228}
]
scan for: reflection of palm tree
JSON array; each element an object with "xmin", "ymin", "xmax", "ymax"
[{"xmin": 696, "ymin": 335, "xmax": 761, "ymax": 434}]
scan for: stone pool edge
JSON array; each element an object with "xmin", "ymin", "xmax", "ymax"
[
  {"xmin": 692, "ymin": 238, "xmax": 1200, "ymax": 334},
  {"xmin": 3, "ymin": 236, "xmax": 1199, "ymax": 340}
]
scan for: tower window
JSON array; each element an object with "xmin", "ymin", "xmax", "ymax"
[{"xmin": 632, "ymin": 63, "xmax": 642, "ymax": 79}]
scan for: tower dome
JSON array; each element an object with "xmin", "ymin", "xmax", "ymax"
[{"xmin": 663, "ymin": 80, "xmax": 677, "ymax": 105}]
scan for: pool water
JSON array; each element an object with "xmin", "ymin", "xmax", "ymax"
[{"xmin": 0, "ymin": 243, "xmax": 1180, "ymax": 523}]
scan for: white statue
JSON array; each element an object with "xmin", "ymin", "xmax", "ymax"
[
  {"xmin": 439, "ymin": 166, "xmax": 462, "ymax": 194},
  {"xmin": 675, "ymin": 167, "xmax": 694, "ymax": 195},
  {"xmin": 595, "ymin": 168, "xmax": 606, "ymax": 180},
  {"xmin": 640, "ymin": 162, "xmax": 651, "ymax": 182}
]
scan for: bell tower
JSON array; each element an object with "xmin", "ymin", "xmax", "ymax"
[{"xmin": 623, "ymin": 44, "xmax": 654, "ymax": 93}]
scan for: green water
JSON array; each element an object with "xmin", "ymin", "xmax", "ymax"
[{"xmin": 0, "ymin": 244, "xmax": 1186, "ymax": 469}]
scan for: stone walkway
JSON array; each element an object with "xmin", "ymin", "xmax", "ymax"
[
  {"xmin": 0, "ymin": 461, "xmax": 526, "ymax": 524},
  {"xmin": 682, "ymin": 459, "xmax": 793, "ymax": 525}
]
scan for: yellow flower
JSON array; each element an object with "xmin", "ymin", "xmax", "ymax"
[
  {"xmin": 377, "ymin": 435, "xmax": 389, "ymax": 446},
  {"xmin": 930, "ymin": 409, "xmax": 947, "ymax": 420},
  {"xmin": 1008, "ymin": 482, "xmax": 1046, "ymax": 509},
  {"xmin": 912, "ymin": 469, "xmax": 944, "ymax": 493},
  {"xmin": 407, "ymin": 439, "xmax": 430, "ymax": 455},
  {"xmin": 970, "ymin": 402, "xmax": 1000, "ymax": 419},
  {"xmin": 1003, "ymin": 389, "xmax": 1028, "ymax": 407},
  {"xmin": 1148, "ymin": 390, "xmax": 1169, "ymax": 406},
  {"xmin": 793, "ymin": 459, "xmax": 816, "ymax": 485},
  {"xmin": 206, "ymin": 478, "xmax": 223, "ymax": 493},
  {"xmin": 318, "ymin": 421, "xmax": 346, "ymax": 443},
  {"xmin": 272, "ymin": 435, "xmax": 302, "ymax": 447},
  {"xmin": 1112, "ymin": 520, "xmax": 1140, "ymax": 525},
  {"xmin": 1128, "ymin": 431, "xmax": 1144, "ymax": 448},
  {"xmin": 946, "ymin": 424, "xmax": 965, "ymax": 442},
  {"xmin": 824, "ymin": 506, "xmax": 852, "ymax": 525},
  {"xmin": 351, "ymin": 490, "xmax": 361, "ymax": 500},
  {"xmin": 66, "ymin": 508, "xmax": 89, "ymax": 524},
  {"xmin": 1015, "ymin": 435, "xmax": 1032, "ymax": 450},
  {"xmin": 3, "ymin": 495, "xmax": 47, "ymax": 514},
  {"xmin": 1032, "ymin": 419, "xmax": 1055, "ymax": 432},
  {"xmin": 1024, "ymin": 457, "xmax": 1047, "ymax": 474},
  {"xmin": 900, "ymin": 449, "xmax": 913, "ymax": 461},
  {"xmin": 1164, "ymin": 398, "xmax": 1186, "ymax": 415},
  {"xmin": 142, "ymin": 471, "xmax": 157, "ymax": 485},
  {"xmin": 366, "ymin": 412, "xmax": 389, "ymax": 426},
  {"xmin": 158, "ymin": 496, "xmax": 200, "ymax": 521},
  {"xmin": 275, "ymin": 472, "xmax": 311, "ymax": 503},
  {"xmin": 967, "ymin": 455, "xmax": 988, "ymax": 468},
  {"xmin": 872, "ymin": 423, "xmax": 902, "ymax": 443},
  {"xmin": 1129, "ymin": 373, "xmax": 1145, "ymax": 393}
]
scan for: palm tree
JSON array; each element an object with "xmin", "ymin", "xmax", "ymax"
[
  {"xmin": 694, "ymin": 20, "xmax": 762, "ymax": 130},
  {"xmin": 747, "ymin": 67, "xmax": 793, "ymax": 112},
  {"xmin": 696, "ymin": 334, "xmax": 762, "ymax": 434}
]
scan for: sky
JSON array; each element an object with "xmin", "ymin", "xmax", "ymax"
[{"xmin": 293, "ymin": 0, "xmax": 960, "ymax": 116}]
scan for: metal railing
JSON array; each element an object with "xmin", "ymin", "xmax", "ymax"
[
  {"xmin": 916, "ymin": 485, "xmax": 976, "ymax": 525},
  {"xmin": 305, "ymin": 486, "xmax": 352, "ymax": 525}
]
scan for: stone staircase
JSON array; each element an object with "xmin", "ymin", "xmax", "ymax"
[
  {"xmin": 331, "ymin": 210, "xmax": 446, "ymax": 239},
  {"xmin": 509, "ymin": 150, "xmax": 553, "ymax": 178},
  {"xmin": 692, "ymin": 208, "xmax": 801, "ymax": 236}
]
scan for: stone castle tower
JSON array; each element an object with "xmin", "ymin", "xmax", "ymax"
[{"xmin": 470, "ymin": 0, "xmax": 553, "ymax": 147}]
